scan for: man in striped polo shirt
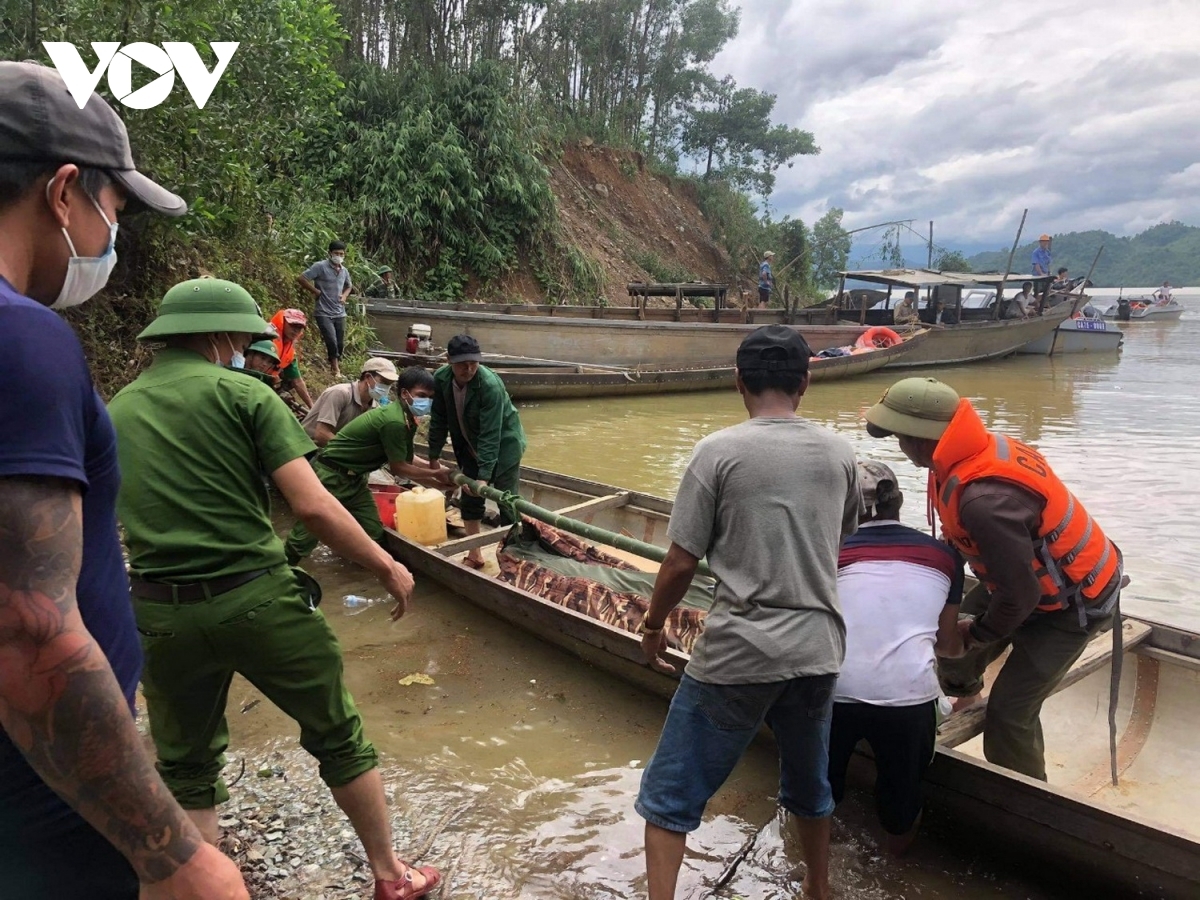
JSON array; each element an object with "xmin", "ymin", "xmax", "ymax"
[{"xmin": 827, "ymin": 460, "xmax": 964, "ymax": 855}]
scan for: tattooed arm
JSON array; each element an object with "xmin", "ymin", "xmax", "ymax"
[{"xmin": 0, "ymin": 477, "xmax": 248, "ymax": 899}]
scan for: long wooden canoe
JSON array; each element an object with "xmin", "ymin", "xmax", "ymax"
[
  {"xmin": 365, "ymin": 298, "xmax": 859, "ymax": 369},
  {"xmin": 371, "ymin": 331, "xmax": 927, "ymax": 401},
  {"xmin": 380, "ymin": 463, "xmax": 1200, "ymax": 898}
]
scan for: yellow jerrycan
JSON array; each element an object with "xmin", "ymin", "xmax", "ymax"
[{"xmin": 394, "ymin": 487, "xmax": 448, "ymax": 546}]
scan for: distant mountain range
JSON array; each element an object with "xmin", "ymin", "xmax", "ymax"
[
  {"xmin": 846, "ymin": 222, "xmax": 1198, "ymax": 287},
  {"xmin": 965, "ymin": 223, "xmax": 1198, "ymax": 287}
]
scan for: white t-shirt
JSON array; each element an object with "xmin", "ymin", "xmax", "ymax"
[{"xmin": 834, "ymin": 520, "xmax": 960, "ymax": 706}]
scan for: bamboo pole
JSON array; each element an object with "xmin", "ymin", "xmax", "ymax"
[
  {"xmin": 995, "ymin": 209, "xmax": 1028, "ymax": 320},
  {"xmin": 451, "ymin": 473, "xmax": 712, "ymax": 576}
]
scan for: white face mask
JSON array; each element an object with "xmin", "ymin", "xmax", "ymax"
[
  {"xmin": 49, "ymin": 188, "xmax": 118, "ymax": 310},
  {"xmin": 330, "ymin": 253, "xmax": 345, "ymax": 266},
  {"xmin": 227, "ymin": 335, "xmax": 245, "ymax": 369}
]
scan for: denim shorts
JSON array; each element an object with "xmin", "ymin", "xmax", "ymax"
[{"xmin": 635, "ymin": 672, "xmax": 836, "ymax": 833}]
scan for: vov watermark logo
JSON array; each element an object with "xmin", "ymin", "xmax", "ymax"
[{"xmin": 43, "ymin": 42, "xmax": 239, "ymax": 110}]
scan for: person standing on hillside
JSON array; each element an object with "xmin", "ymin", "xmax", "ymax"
[
  {"xmin": 0, "ymin": 61, "xmax": 248, "ymax": 900},
  {"xmin": 827, "ymin": 460, "xmax": 963, "ymax": 856},
  {"xmin": 757, "ymin": 250, "xmax": 776, "ymax": 308},
  {"xmin": 864, "ymin": 377, "xmax": 1123, "ymax": 781},
  {"xmin": 1030, "ymin": 234, "xmax": 1052, "ymax": 276},
  {"xmin": 108, "ymin": 279, "xmax": 441, "ymax": 900},
  {"xmin": 298, "ymin": 240, "xmax": 353, "ymax": 377},
  {"xmin": 366, "ymin": 265, "xmax": 400, "ymax": 299},
  {"xmin": 635, "ymin": 325, "xmax": 860, "ymax": 900},
  {"xmin": 427, "ymin": 334, "xmax": 527, "ymax": 570}
]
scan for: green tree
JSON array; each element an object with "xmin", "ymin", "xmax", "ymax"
[
  {"xmin": 934, "ymin": 249, "xmax": 972, "ymax": 272},
  {"xmin": 679, "ymin": 76, "xmax": 817, "ymax": 200},
  {"xmin": 811, "ymin": 208, "xmax": 851, "ymax": 290}
]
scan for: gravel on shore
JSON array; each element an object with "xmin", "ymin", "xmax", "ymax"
[{"xmin": 215, "ymin": 745, "xmax": 466, "ymax": 900}]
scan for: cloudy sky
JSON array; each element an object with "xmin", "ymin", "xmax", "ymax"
[{"xmin": 709, "ymin": 0, "xmax": 1200, "ymax": 255}]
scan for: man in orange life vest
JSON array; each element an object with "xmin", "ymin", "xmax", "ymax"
[
  {"xmin": 864, "ymin": 377, "xmax": 1122, "ymax": 780},
  {"xmin": 269, "ymin": 308, "xmax": 315, "ymax": 409}
]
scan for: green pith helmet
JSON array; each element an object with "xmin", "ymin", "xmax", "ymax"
[
  {"xmin": 246, "ymin": 339, "xmax": 280, "ymax": 362},
  {"xmin": 377, "ymin": 265, "xmax": 392, "ymax": 275},
  {"xmin": 137, "ymin": 278, "xmax": 274, "ymax": 341}
]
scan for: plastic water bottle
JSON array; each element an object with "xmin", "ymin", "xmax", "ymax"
[{"xmin": 342, "ymin": 594, "xmax": 377, "ymax": 615}]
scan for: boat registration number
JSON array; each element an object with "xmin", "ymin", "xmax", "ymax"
[{"xmin": 1074, "ymin": 320, "xmax": 1109, "ymax": 331}]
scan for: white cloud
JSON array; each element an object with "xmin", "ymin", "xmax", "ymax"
[{"xmin": 707, "ymin": 0, "xmax": 1200, "ymax": 246}]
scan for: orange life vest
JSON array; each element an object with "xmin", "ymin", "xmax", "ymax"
[
  {"xmin": 269, "ymin": 310, "xmax": 298, "ymax": 377},
  {"xmin": 933, "ymin": 399, "xmax": 1119, "ymax": 614}
]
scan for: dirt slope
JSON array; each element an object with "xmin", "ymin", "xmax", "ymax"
[{"xmin": 544, "ymin": 143, "xmax": 735, "ymax": 306}]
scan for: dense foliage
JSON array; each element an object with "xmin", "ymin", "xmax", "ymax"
[{"xmin": 0, "ymin": 0, "xmax": 839, "ymax": 390}]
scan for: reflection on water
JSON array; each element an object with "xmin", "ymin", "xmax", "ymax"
[{"xmin": 519, "ymin": 308, "xmax": 1199, "ymax": 631}]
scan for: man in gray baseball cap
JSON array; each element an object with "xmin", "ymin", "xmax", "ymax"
[{"xmin": 0, "ymin": 62, "xmax": 247, "ymax": 899}]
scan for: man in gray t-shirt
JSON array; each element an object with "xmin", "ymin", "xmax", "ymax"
[
  {"xmin": 299, "ymin": 239, "xmax": 353, "ymax": 377},
  {"xmin": 635, "ymin": 325, "xmax": 858, "ymax": 900}
]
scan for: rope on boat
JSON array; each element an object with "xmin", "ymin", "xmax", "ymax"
[{"xmin": 451, "ymin": 473, "xmax": 713, "ymax": 577}]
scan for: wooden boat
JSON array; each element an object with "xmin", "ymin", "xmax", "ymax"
[
  {"xmin": 381, "ymin": 463, "xmax": 1200, "ymax": 898},
  {"xmin": 830, "ymin": 269, "xmax": 1074, "ymax": 367},
  {"xmin": 365, "ymin": 297, "xmax": 860, "ymax": 369},
  {"xmin": 370, "ymin": 331, "xmax": 927, "ymax": 401}
]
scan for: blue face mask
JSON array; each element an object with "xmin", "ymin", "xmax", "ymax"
[
  {"xmin": 410, "ymin": 397, "xmax": 433, "ymax": 417},
  {"xmin": 229, "ymin": 352, "xmax": 246, "ymax": 369},
  {"xmin": 368, "ymin": 382, "xmax": 390, "ymax": 403}
]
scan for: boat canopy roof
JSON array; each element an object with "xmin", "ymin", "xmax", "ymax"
[{"xmin": 840, "ymin": 268, "xmax": 1054, "ymax": 288}]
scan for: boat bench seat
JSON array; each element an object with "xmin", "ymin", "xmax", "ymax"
[{"xmin": 938, "ymin": 619, "xmax": 1153, "ymax": 748}]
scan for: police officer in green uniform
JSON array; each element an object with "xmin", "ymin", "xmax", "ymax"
[
  {"xmin": 108, "ymin": 279, "xmax": 441, "ymax": 900},
  {"xmin": 365, "ymin": 265, "xmax": 400, "ymax": 299},
  {"xmin": 426, "ymin": 334, "xmax": 527, "ymax": 569},
  {"xmin": 285, "ymin": 366, "xmax": 453, "ymax": 563}
]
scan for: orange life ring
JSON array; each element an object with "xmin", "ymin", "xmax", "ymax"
[{"xmin": 855, "ymin": 326, "xmax": 902, "ymax": 350}]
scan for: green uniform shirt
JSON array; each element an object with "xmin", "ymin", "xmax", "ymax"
[
  {"xmin": 318, "ymin": 401, "xmax": 418, "ymax": 474},
  {"xmin": 427, "ymin": 364, "xmax": 526, "ymax": 481},
  {"xmin": 108, "ymin": 348, "xmax": 315, "ymax": 581}
]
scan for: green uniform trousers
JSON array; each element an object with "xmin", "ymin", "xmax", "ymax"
[
  {"xmin": 134, "ymin": 564, "xmax": 377, "ymax": 809},
  {"xmin": 937, "ymin": 583, "xmax": 1113, "ymax": 781},
  {"xmin": 285, "ymin": 459, "xmax": 382, "ymax": 564}
]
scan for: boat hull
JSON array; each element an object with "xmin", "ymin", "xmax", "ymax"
[
  {"xmin": 885, "ymin": 306, "xmax": 1071, "ymax": 367},
  {"xmin": 1102, "ymin": 302, "xmax": 1185, "ymax": 321},
  {"xmin": 378, "ymin": 462, "xmax": 1200, "ymax": 898},
  {"xmin": 374, "ymin": 332, "xmax": 927, "ymax": 400},
  {"xmin": 366, "ymin": 300, "xmax": 863, "ymax": 368},
  {"xmin": 1017, "ymin": 317, "xmax": 1124, "ymax": 354}
]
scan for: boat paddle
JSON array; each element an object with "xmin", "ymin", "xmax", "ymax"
[{"xmin": 449, "ymin": 473, "xmax": 712, "ymax": 577}]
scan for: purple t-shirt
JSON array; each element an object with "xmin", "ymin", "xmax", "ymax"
[{"xmin": 0, "ymin": 276, "xmax": 142, "ymax": 833}]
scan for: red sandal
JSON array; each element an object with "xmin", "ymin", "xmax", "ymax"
[{"xmin": 374, "ymin": 863, "xmax": 442, "ymax": 899}]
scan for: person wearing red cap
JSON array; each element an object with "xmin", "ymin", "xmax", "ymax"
[
  {"xmin": 0, "ymin": 61, "xmax": 247, "ymax": 900},
  {"xmin": 270, "ymin": 307, "xmax": 315, "ymax": 409}
]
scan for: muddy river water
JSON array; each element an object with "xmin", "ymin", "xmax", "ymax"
[{"xmin": 233, "ymin": 298, "xmax": 1196, "ymax": 898}]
